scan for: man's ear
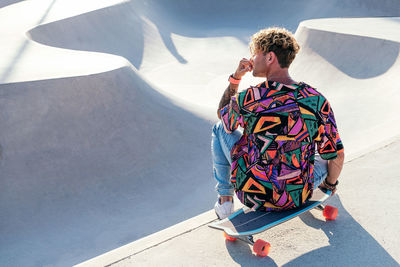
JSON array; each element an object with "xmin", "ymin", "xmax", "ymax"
[
  {"xmin": 268, "ymin": 51, "xmax": 276, "ymax": 63},
  {"xmin": 265, "ymin": 51, "xmax": 274, "ymax": 64}
]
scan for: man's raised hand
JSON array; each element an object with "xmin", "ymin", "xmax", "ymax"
[{"xmin": 234, "ymin": 58, "xmax": 253, "ymax": 80}]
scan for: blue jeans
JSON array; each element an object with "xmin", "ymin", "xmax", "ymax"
[{"xmin": 211, "ymin": 121, "xmax": 328, "ymax": 197}]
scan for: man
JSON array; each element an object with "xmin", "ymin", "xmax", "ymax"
[{"xmin": 211, "ymin": 27, "xmax": 344, "ymax": 219}]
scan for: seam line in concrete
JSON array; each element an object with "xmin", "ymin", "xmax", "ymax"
[
  {"xmin": 107, "ymin": 219, "xmax": 218, "ymax": 266},
  {"xmin": 88, "ymin": 135, "xmax": 400, "ymax": 267},
  {"xmin": 345, "ymin": 134, "xmax": 400, "ymax": 164}
]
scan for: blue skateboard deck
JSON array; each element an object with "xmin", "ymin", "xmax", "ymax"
[{"xmin": 209, "ymin": 188, "xmax": 332, "ymax": 237}]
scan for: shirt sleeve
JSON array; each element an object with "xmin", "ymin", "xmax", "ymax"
[
  {"xmin": 219, "ymin": 93, "xmax": 244, "ymax": 133},
  {"xmin": 316, "ymin": 98, "xmax": 344, "ymax": 160}
]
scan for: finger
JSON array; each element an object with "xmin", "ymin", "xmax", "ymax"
[
  {"xmin": 240, "ymin": 60, "xmax": 252, "ymax": 69},
  {"xmin": 239, "ymin": 64, "xmax": 251, "ymax": 72},
  {"xmin": 240, "ymin": 58, "xmax": 251, "ymax": 64}
]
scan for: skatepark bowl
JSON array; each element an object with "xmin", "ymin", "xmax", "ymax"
[{"xmin": 1, "ymin": 0, "xmax": 400, "ymax": 266}]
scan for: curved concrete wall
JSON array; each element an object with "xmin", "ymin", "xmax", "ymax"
[
  {"xmin": 292, "ymin": 18, "xmax": 400, "ymax": 159},
  {"xmin": 1, "ymin": 0, "xmax": 400, "ymax": 266},
  {"xmin": 0, "ymin": 65, "xmax": 215, "ymax": 266}
]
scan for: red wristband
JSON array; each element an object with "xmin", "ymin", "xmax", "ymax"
[{"xmin": 228, "ymin": 74, "xmax": 241, "ymax": 85}]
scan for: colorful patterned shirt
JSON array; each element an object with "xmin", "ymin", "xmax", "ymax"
[{"xmin": 220, "ymin": 81, "xmax": 344, "ymax": 211}]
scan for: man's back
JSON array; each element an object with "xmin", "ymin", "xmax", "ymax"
[
  {"xmin": 220, "ymin": 80, "xmax": 343, "ymax": 211},
  {"xmin": 212, "ymin": 27, "xmax": 344, "ymax": 220}
]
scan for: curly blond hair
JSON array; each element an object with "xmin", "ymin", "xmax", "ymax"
[{"xmin": 250, "ymin": 27, "xmax": 300, "ymax": 68}]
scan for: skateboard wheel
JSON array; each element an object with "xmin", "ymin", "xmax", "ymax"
[
  {"xmin": 323, "ymin": 205, "xmax": 338, "ymax": 220},
  {"xmin": 253, "ymin": 239, "xmax": 271, "ymax": 257},
  {"xmin": 224, "ymin": 232, "xmax": 237, "ymax": 242}
]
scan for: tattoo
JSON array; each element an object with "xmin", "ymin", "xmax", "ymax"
[{"xmin": 217, "ymin": 84, "xmax": 238, "ymax": 119}]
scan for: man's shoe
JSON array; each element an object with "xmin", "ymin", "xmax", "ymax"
[{"xmin": 214, "ymin": 197, "xmax": 234, "ymax": 220}]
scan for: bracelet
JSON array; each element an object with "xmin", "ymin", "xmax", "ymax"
[
  {"xmin": 228, "ymin": 74, "xmax": 241, "ymax": 85},
  {"xmin": 322, "ymin": 179, "xmax": 338, "ymax": 191},
  {"xmin": 324, "ymin": 179, "xmax": 339, "ymax": 187}
]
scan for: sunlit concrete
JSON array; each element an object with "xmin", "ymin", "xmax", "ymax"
[{"xmin": 1, "ymin": 0, "xmax": 400, "ymax": 266}]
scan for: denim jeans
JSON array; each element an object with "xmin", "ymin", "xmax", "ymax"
[{"xmin": 211, "ymin": 121, "xmax": 328, "ymax": 197}]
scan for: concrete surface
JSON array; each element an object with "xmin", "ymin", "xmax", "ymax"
[
  {"xmin": 1, "ymin": 0, "xmax": 400, "ymax": 266},
  {"xmin": 79, "ymin": 137, "xmax": 400, "ymax": 266}
]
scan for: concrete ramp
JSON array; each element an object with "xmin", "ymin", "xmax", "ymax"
[
  {"xmin": 1, "ymin": 0, "xmax": 400, "ymax": 266},
  {"xmin": 0, "ymin": 66, "xmax": 214, "ymax": 266},
  {"xmin": 292, "ymin": 17, "xmax": 400, "ymax": 160},
  {"xmin": 78, "ymin": 17, "xmax": 400, "ymax": 266}
]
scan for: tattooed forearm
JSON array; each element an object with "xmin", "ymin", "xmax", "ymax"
[{"xmin": 217, "ymin": 83, "xmax": 239, "ymax": 119}]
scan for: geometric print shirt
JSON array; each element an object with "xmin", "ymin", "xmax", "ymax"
[{"xmin": 220, "ymin": 80, "xmax": 344, "ymax": 211}]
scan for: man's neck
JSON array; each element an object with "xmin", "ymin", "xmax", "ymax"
[{"xmin": 266, "ymin": 69, "xmax": 297, "ymax": 85}]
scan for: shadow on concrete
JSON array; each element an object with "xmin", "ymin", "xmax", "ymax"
[
  {"xmin": 306, "ymin": 30, "xmax": 400, "ymax": 79},
  {"xmin": 0, "ymin": 66, "xmax": 216, "ymax": 266},
  {"xmin": 27, "ymin": 0, "xmax": 400, "ymax": 70},
  {"xmin": 222, "ymin": 195, "xmax": 397, "ymax": 266},
  {"xmin": 284, "ymin": 195, "xmax": 398, "ymax": 266},
  {"xmin": 2, "ymin": 0, "xmax": 400, "ymax": 266},
  {"xmin": 27, "ymin": 1, "xmax": 188, "ymax": 69},
  {"xmin": 0, "ymin": 0, "xmax": 25, "ymax": 9},
  {"xmin": 226, "ymin": 239, "xmax": 278, "ymax": 266},
  {"xmin": 0, "ymin": 0, "xmax": 57, "ymax": 83},
  {"xmin": 27, "ymin": 2, "xmax": 146, "ymax": 69},
  {"xmin": 389, "ymin": 17, "xmax": 400, "ymax": 23}
]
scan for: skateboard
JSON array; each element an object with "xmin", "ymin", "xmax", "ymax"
[{"xmin": 208, "ymin": 188, "xmax": 338, "ymax": 257}]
